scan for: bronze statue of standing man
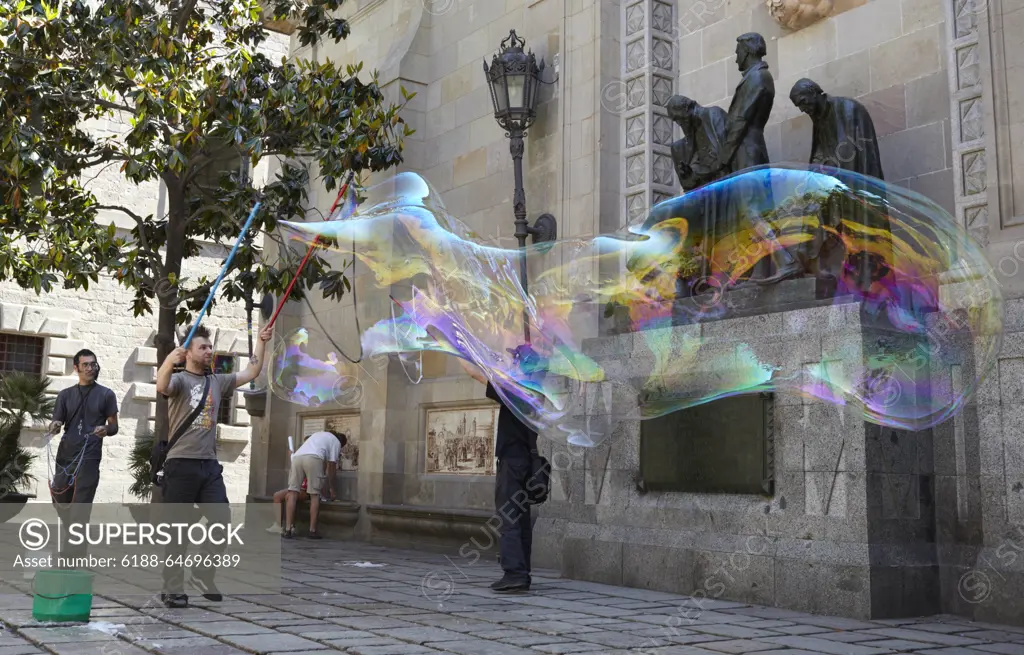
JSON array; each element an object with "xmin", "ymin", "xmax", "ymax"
[
  {"xmin": 717, "ymin": 33, "xmax": 775, "ymax": 175},
  {"xmin": 717, "ymin": 33, "xmax": 801, "ymax": 285}
]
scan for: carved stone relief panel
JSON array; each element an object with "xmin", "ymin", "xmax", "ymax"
[
  {"xmin": 982, "ymin": 0, "xmax": 1024, "ymax": 229},
  {"xmin": 945, "ymin": 0, "xmax": 992, "ymax": 238},
  {"xmin": 622, "ymin": 0, "xmax": 675, "ymax": 223}
]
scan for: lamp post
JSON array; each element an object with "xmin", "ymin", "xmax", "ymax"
[{"xmin": 484, "ymin": 29, "xmax": 557, "ymax": 344}]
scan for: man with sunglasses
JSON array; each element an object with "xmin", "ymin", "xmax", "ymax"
[{"xmin": 47, "ymin": 349, "xmax": 119, "ymax": 558}]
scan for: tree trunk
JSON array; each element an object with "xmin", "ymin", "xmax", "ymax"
[{"xmin": 152, "ymin": 176, "xmax": 188, "ymax": 502}]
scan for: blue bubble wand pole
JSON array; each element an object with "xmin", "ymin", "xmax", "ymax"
[{"xmin": 183, "ymin": 201, "xmax": 262, "ymax": 348}]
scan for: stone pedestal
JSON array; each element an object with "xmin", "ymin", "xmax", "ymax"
[{"xmin": 533, "ymin": 281, "xmax": 953, "ymax": 620}]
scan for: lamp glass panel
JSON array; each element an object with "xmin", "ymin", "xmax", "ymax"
[
  {"xmin": 527, "ymin": 73, "xmax": 538, "ymax": 111},
  {"xmin": 492, "ymin": 76, "xmax": 508, "ymax": 113},
  {"xmin": 507, "ymin": 74, "xmax": 526, "ymax": 110}
]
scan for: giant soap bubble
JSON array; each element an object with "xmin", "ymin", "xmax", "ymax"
[{"xmin": 278, "ymin": 168, "xmax": 1002, "ymax": 445}]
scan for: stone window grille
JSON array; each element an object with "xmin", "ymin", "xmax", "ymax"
[
  {"xmin": 0, "ymin": 333, "xmax": 45, "ymax": 377},
  {"xmin": 0, "ymin": 333, "xmax": 46, "ymax": 413}
]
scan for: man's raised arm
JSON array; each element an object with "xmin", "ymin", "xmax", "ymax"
[{"xmin": 236, "ymin": 326, "xmax": 273, "ymax": 387}]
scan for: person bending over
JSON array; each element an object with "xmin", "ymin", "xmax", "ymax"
[{"xmin": 283, "ymin": 430, "xmax": 346, "ymax": 539}]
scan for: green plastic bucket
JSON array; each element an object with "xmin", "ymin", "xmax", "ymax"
[{"xmin": 31, "ymin": 569, "xmax": 94, "ymax": 623}]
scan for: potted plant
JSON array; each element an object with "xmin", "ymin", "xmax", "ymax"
[
  {"xmin": 0, "ymin": 373, "xmax": 51, "ymax": 522},
  {"xmin": 127, "ymin": 436, "xmax": 154, "ymax": 521},
  {"xmin": 242, "ymin": 385, "xmax": 267, "ymax": 417}
]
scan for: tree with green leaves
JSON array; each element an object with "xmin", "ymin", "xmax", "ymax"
[{"xmin": 0, "ymin": 0, "xmax": 412, "ymax": 442}]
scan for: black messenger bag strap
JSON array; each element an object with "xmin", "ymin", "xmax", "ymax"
[{"xmin": 168, "ymin": 374, "xmax": 211, "ymax": 453}]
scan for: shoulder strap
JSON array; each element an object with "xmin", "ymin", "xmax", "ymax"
[
  {"xmin": 63, "ymin": 384, "xmax": 97, "ymax": 434},
  {"xmin": 167, "ymin": 374, "xmax": 211, "ymax": 451}
]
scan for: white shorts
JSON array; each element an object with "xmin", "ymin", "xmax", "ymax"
[{"xmin": 288, "ymin": 455, "xmax": 324, "ymax": 494}]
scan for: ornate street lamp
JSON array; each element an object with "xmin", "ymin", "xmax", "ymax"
[{"xmin": 484, "ymin": 29, "xmax": 557, "ymax": 343}]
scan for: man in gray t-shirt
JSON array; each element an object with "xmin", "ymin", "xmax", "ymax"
[
  {"xmin": 47, "ymin": 348, "xmax": 118, "ymax": 559},
  {"xmin": 155, "ymin": 323, "xmax": 272, "ymax": 609},
  {"xmin": 164, "ymin": 370, "xmax": 237, "ymax": 461}
]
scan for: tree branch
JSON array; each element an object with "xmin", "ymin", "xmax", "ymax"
[
  {"xmin": 175, "ymin": 282, "xmax": 212, "ymax": 305},
  {"xmin": 65, "ymin": 90, "xmax": 137, "ymax": 116},
  {"xmin": 95, "ymin": 98, "xmax": 136, "ymax": 114},
  {"xmin": 80, "ymin": 149, "xmax": 127, "ymax": 170},
  {"xmin": 182, "ymin": 154, "xmax": 214, "ymax": 188},
  {"xmin": 94, "ymin": 205, "xmax": 161, "ymax": 266},
  {"xmin": 175, "ymin": 0, "xmax": 200, "ymax": 37},
  {"xmin": 94, "ymin": 203, "xmax": 145, "ymax": 225}
]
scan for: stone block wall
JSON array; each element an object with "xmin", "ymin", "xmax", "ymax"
[
  {"xmin": 0, "ymin": 29, "xmax": 289, "ymax": 505},
  {"xmin": 531, "ymin": 286, "xmax": 1002, "ymax": 621}
]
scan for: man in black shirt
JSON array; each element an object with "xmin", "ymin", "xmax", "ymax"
[
  {"xmin": 460, "ymin": 352, "xmax": 537, "ymax": 593},
  {"xmin": 47, "ymin": 349, "xmax": 118, "ymax": 559}
]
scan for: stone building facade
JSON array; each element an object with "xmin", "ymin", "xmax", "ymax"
[
  {"xmin": 249, "ymin": 0, "xmax": 1024, "ymax": 624},
  {"xmin": 0, "ymin": 31, "xmax": 290, "ymax": 504}
]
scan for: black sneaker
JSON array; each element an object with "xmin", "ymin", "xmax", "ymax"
[
  {"xmin": 307, "ymin": 530, "xmax": 322, "ymax": 540},
  {"xmin": 190, "ymin": 575, "xmax": 223, "ymax": 602},
  {"xmin": 161, "ymin": 593, "xmax": 188, "ymax": 608},
  {"xmin": 283, "ymin": 528, "xmax": 294, "ymax": 539},
  {"xmin": 490, "ymin": 576, "xmax": 530, "ymax": 593}
]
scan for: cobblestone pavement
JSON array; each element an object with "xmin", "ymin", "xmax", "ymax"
[{"xmin": 1, "ymin": 540, "xmax": 1024, "ymax": 654}]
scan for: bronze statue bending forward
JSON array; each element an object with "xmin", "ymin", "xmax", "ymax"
[
  {"xmin": 790, "ymin": 78, "xmax": 891, "ymax": 290},
  {"xmin": 666, "ymin": 95, "xmax": 728, "ymax": 193}
]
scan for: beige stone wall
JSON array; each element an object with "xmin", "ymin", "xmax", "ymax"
[
  {"xmin": 676, "ymin": 0, "xmax": 954, "ymax": 214},
  {"xmin": 0, "ymin": 30, "xmax": 290, "ymax": 504}
]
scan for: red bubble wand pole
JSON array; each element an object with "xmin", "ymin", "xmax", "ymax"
[{"xmin": 267, "ymin": 171, "xmax": 356, "ymax": 330}]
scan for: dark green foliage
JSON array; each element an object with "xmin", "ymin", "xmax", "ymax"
[
  {"xmin": 128, "ymin": 434, "xmax": 154, "ymax": 501},
  {"xmin": 0, "ymin": 372, "xmax": 53, "ymax": 497}
]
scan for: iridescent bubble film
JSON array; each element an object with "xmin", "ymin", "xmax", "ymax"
[
  {"xmin": 268, "ymin": 327, "xmax": 363, "ymax": 408},
  {"xmin": 278, "ymin": 168, "xmax": 1002, "ymax": 445}
]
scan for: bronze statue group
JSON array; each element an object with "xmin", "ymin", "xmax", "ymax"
[{"xmin": 664, "ymin": 32, "xmax": 886, "ymax": 297}]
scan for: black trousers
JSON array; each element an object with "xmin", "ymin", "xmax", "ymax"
[
  {"xmin": 160, "ymin": 458, "xmax": 230, "ymax": 595},
  {"xmin": 51, "ymin": 458, "xmax": 101, "ymax": 562},
  {"xmin": 495, "ymin": 458, "xmax": 533, "ymax": 582}
]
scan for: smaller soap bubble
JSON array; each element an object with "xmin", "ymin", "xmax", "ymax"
[
  {"xmin": 269, "ymin": 327, "xmax": 364, "ymax": 408},
  {"xmin": 332, "ymin": 375, "xmax": 363, "ymax": 408}
]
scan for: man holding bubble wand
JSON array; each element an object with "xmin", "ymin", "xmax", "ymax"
[{"xmin": 155, "ymin": 201, "xmax": 273, "ymax": 608}]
